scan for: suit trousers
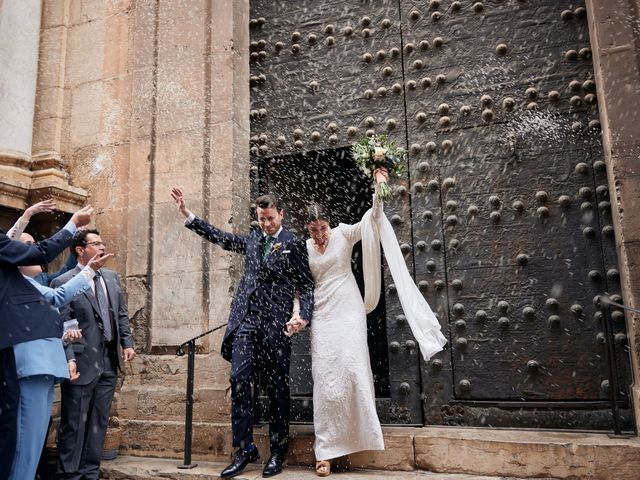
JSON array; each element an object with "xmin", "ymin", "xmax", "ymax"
[
  {"xmin": 56, "ymin": 346, "xmax": 117, "ymax": 480},
  {"xmin": 230, "ymin": 314, "xmax": 291, "ymax": 454},
  {"xmin": 0, "ymin": 348, "xmax": 18, "ymax": 479},
  {"xmin": 9, "ymin": 374, "xmax": 55, "ymax": 480}
]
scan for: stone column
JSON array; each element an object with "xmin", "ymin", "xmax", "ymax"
[
  {"xmin": 0, "ymin": 0, "xmax": 86, "ymax": 213},
  {"xmin": 0, "ymin": 0, "xmax": 41, "ymax": 162},
  {"xmin": 586, "ymin": 0, "xmax": 640, "ymax": 429},
  {"xmin": 0, "ymin": 0, "xmax": 42, "ymax": 209}
]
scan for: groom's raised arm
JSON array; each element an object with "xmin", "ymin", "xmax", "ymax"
[
  {"xmin": 185, "ymin": 215, "xmax": 247, "ymax": 254},
  {"xmin": 172, "ymin": 186, "xmax": 247, "ymax": 254}
]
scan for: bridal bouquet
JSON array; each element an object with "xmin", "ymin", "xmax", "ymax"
[{"xmin": 351, "ymin": 134, "xmax": 405, "ymax": 201}]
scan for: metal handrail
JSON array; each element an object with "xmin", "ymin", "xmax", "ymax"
[
  {"xmin": 175, "ymin": 322, "xmax": 228, "ymax": 469},
  {"xmin": 595, "ymin": 295, "xmax": 636, "ymax": 437}
]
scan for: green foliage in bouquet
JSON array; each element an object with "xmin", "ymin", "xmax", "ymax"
[{"xmin": 351, "ymin": 134, "xmax": 406, "ymax": 201}]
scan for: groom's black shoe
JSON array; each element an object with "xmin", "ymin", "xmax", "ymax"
[
  {"xmin": 220, "ymin": 446, "xmax": 260, "ymax": 478},
  {"xmin": 262, "ymin": 452, "xmax": 285, "ymax": 477}
]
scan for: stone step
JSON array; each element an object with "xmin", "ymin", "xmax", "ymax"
[
  {"xmin": 118, "ymin": 421, "xmax": 640, "ymax": 479},
  {"xmin": 100, "ymin": 455, "xmax": 558, "ymax": 480},
  {"xmin": 118, "ymin": 385, "xmax": 230, "ymax": 423}
]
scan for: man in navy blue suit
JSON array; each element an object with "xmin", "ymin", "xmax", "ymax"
[
  {"xmin": 0, "ymin": 205, "xmax": 93, "ymax": 479},
  {"xmin": 171, "ymin": 187, "xmax": 314, "ymax": 478}
]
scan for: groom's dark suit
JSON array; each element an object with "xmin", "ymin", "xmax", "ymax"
[{"xmin": 186, "ymin": 217, "xmax": 314, "ymax": 454}]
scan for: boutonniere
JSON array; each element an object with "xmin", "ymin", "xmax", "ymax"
[{"xmin": 272, "ymin": 242, "xmax": 283, "ymax": 253}]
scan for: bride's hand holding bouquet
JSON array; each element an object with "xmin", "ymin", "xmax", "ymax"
[{"xmin": 352, "ymin": 134, "xmax": 405, "ymax": 201}]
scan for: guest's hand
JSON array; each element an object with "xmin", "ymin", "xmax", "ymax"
[
  {"xmin": 68, "ymin": 361, "xmax": 80, "ymax": 382},
  {"xmin": 24, "ymin": 199, "xmax": 56, "ymax": 219},
  {"xmin": 171, "ymin": 187, "xmax": 193, "ymax": 218},
  {"xmin": 123, "ymin": 347, "xmax": 136, "ymax": 362},
  {"xmin": 71, "ymin": 205, "xmax": 93, "ymax": 228},
  {"xmin": 87, "ymin": 252, "xmax": 114, "ymax": 271},
  {"xmin": 63, "ymin": 329, "xmax": 82, "ymax": 343}
]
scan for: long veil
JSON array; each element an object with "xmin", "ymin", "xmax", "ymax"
[{"xmin": 360, "ymin": 207, "xmax": 448, "ymax": 361}]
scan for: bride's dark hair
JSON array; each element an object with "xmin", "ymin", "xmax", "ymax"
[{"xmin": 306, "ymin": 203, "xmax": 330, "ymax": 224}]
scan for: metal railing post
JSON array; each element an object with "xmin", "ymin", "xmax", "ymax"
[
  {"xmin": 178, "ymin": 339, "xmax": 198, "ymax": 469},
  {"xmin": 176, "ymin": 322, "xmax": 228, "ymax": 470}
]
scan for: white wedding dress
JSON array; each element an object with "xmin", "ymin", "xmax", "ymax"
[
  {"xmin": 308, "ymin": 220, "xmax": 385, "ymax": 459},
  {"xmin": 307, "ymin": 194, "xmax": 447, "ymax": 459}
]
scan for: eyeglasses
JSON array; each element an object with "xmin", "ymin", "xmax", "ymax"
[{"xmin": 86, "ymin": 241, "xmax": 106, "ymax": 247}]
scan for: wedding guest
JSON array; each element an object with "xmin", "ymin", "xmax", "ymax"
[
  {"xmin": 0, "ymin": 205, "xmax": 93, "ymax": 479},
  {"xmin": 54, "ymin": 229, "xmax": 135, "ymax": 480},
  {"xmin": 9, "ymin": 234, "xmax": 112, "ymax": 480}
]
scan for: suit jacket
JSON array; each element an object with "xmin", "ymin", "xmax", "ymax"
[
  {"xmin": 0, "ymin": 226, "xmax": 74, "ymax": 350},
  {"xmin": 187, "ymin": 217, "xmax": 314, "ymax": 361},
  {"xmin": 52, "ymin": 267, "xmax": 135, "ymax": 386},
  {"xmin": 13, "ymin": 272, "xmax": 92, "ymax": 381}
]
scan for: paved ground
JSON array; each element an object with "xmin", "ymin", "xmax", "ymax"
[{"xmin": 100, "ymin": 456, "xmax": 560, "ymax": 480}]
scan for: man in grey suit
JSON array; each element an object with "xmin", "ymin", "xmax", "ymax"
[{"xmin": 52, "ymin": 229, "xmax": 135, "ymax": 480}]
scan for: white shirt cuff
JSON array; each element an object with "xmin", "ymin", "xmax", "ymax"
[
  {"xmin": 185, "ymin": 213, "xmax": 196, "ymax": 225},
  {"xmin": 63, "ymin": 221, "xmax": 78, "ymax": 235}
]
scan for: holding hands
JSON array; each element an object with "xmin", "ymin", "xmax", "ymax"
[{"xmin": 285, "ymin": 312, "xmax": 308, "ymax": 337}]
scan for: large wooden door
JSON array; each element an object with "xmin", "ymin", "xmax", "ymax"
[{"xmin": 249, "ymin": 0, "xmax": 633, "ymax": 430}]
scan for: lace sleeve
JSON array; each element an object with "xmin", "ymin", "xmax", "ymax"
[
  {"xmin": 7, "ymin": 217, "xmax": 29, "ymax": 240},
  {"xmin": 338, "ymin": 222, "xmax": 362, "ymax": 245}
]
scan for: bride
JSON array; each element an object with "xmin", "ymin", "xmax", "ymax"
[{"xmin": 287, "ymin": 168, "xmax": 447, "ymax": 477}]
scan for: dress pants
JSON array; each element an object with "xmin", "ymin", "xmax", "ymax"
[
  {"xmin": 0, "ymin": 348, "xmax": 18, "ymax": 479},
  {"xmin": 9, "ymin": 374, "xmax": 55, "ymax": 480},
  {"xmin": 230, "ymin": 313, "xmax": 291, "ymax": 454},
  {"xmin": 56, "ymin": 345, "xmax": 117, "ymax": 480}
]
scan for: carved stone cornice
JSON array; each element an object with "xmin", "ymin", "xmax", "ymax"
[{"xmin": 0, "ymin": 151, "xmax": 87, "ymax": 212}]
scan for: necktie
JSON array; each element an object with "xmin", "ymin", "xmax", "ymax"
[
  {"xmin": 94, "ymin": 272, "xmax": 113, "ymax": 341},
  {"xmin": 262, "ymin": 235, "xmax": 275, "ymax": 263}
]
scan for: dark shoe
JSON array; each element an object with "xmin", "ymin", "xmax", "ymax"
[
  {"xmin": 220, "ymin": 447, "xmax": 260, "ymax": 478},
  {"xmin": 262, "ymin": 452, "xmax": 285, "ymax": 477}
]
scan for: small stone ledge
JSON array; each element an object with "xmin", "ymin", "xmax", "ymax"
[{"xmin": 414, "ymin": 426, "xmax": 640, "ymax": 480}]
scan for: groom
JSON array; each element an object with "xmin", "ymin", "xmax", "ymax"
[{"xmin": 171, "ymin": 188, "xmax": 314, "ymax": 478}]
